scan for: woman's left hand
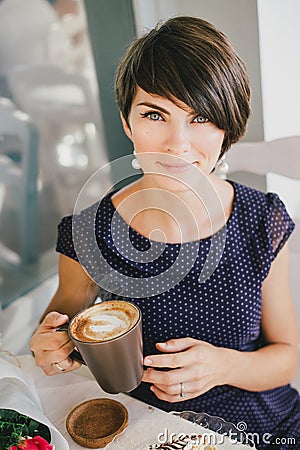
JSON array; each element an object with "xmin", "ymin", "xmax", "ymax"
[{"xmin": 142, "ymin": 338, "xmax": 230, "ymax": 402}]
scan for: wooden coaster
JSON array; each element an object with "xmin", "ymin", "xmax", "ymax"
[{"xmin": 66, "ymin": 398, "xmax": 128, "ymax": 448}]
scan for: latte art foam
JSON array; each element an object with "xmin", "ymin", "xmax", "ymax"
[
  {"xmin": 89, "ymin": 313, "xmax": 127, "ymax": 333},
  {"xmin": 70, "ymin": 301, "xmax": 139, "ymax": 342},
  {"xmin": 80, "ymin": 311, "xmax": 131, "ymax": 341}
]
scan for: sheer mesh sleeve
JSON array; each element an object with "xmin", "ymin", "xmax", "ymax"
[
  {"xmin": 55, "ymin": 215, "xmax": 79, "ymax": 261},
  {"xmin": 265, "ymin": 192, "xmax": 295, "ymax": 258},
  {"xmin": 250, "ymin": 192, "xmax": 295, "ymax": 281}
]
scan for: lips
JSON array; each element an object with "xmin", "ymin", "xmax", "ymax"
[{"xmin": 157, "ymin": 161, "xmax": 199, "ymax": 173}]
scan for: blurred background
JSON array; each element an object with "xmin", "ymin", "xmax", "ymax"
[
  {"xmin": 0, "ymin": 0, "xmax": 111, "ymax": 305},
  {"xmin": 0, "ymin": 1, "xmax": 299, "ymax": 388}
]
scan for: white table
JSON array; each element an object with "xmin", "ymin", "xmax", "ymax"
[
  {"xmin": 6, "ymin": 355, "xmax": 256, "ymax": 450},
  {"xmin": 17, "ymin": 354, "xmax": 161, "ymax": 449}
]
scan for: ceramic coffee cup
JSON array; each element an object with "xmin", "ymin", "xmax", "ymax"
[{"xmin": 57, "ymin": 300, "xmax": 143, "ymax": 394}]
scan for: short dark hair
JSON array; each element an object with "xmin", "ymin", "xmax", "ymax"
[{"xmin": 115, "ymin": 16, "xmax": 251, "ymax": 157}]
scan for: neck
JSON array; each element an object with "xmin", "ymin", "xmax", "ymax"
[{"xmin": 132, "ymin": 174, "xmax": 227, "ymax": 242}]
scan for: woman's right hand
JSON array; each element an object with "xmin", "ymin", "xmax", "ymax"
[{"xmin": 30, "ymin": 311, "xmax": 82, "ymax": 375}]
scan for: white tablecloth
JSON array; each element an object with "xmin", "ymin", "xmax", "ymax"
[
  {"xmin": 14, "ymin": 355, "xmax": 159, "ymax": 449},
  {"xmin": 2, "ymin": 355, "xmax": 256, "ymax": 450}
]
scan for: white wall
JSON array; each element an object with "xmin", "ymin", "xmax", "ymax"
[{"xmin": 257, "ymin": 0, "xmax": 300, "ymax": 140}]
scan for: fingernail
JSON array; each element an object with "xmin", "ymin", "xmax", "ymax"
[
  {"xmin": 144, "ymin": 357, "xmax": 153, "ymax": 365},
  {"xmin": 158, "ymin": 342, "xmax": 167, "ymax": 347}
]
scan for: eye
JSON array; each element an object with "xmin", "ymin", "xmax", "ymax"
[
  {"xmin": 193, "ymin": 115, "xmax": 208, "ymax": 124},
  {"xmin": 140, "ymin": 111, "xmax": 163, "ymax": 121}
]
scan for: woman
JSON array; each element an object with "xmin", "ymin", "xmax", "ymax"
[{"xmin": 30, "ymin": 16, "xmax": 300, "ymax": 449}]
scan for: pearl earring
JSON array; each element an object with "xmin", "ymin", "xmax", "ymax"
[
  {"xmin": 131, "ymin": 151, "xmax": 141, "ymax": 170},
  {"xmin": 215, "ymin": 155, "xmax": 229, "ymax": 179}
]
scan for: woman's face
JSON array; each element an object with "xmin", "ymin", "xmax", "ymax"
[{"xmin": 121, "ymin": 87, "xmax": 225, "ymax": 192}]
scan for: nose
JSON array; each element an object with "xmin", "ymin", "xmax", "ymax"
[{"xmin": 164, "ymin": 122, "xmax": 191, "ymax": 155}]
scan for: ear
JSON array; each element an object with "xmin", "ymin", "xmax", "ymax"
[{"xmin": 120, "ymin": 113, "xmax": 133, "ymax": 141}]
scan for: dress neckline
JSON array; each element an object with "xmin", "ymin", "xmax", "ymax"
[{"xmin": 107, "ymin": 179, "xmax": 238, "ymax": 246}]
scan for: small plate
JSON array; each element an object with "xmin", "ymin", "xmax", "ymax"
[
  {"xmin": 66, "ymin": 398, "xmax": 128, "ymax": 448},
  {"xmin": 106, "ymin": 410, "xmax": 255, "ymax": 449}
]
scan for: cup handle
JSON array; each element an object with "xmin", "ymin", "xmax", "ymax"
[{"xmin": 55, "ymin": 324, "xmax": 86, "ymax": 365}]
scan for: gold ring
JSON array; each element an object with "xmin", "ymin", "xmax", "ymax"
[
  {"xmin": 55, "ymin": 362, "xmax": 65, "ymax": 372},
  {"xmin": 180, "ymin": 382, "xmax": 185, "ymax": 398}
]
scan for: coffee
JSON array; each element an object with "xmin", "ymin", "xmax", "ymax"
[
  {"xmin": 70, "ymin": 301, "xmax": 139, "ymax": 343},
  {"xmin": 66, "ymin": 300, "xmax": 143, "ymax": 393}
]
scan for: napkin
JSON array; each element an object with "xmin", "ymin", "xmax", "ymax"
[{"xmin": 0, "ymin": 356, "xmax": 69, "ymax": 449}]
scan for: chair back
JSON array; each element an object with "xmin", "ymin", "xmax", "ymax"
[{"xmin": 227, "ymin": 136, "xmax": 300, "ymax": 179}]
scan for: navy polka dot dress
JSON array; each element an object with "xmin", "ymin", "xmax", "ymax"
[{"xmin": 56, "ymin": 181, "xmax": 300, "ymax": 449}]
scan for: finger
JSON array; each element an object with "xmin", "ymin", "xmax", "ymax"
[
  {"xmin": 144, "ymin": 353, "xmax": 183, "ymax": 369},
  {"xmin": 43, "ymin": 357, "xmax": 82, "ymax": 376},
  {"xmin": 154, "ymin": 378, "xmax": 215, "ymax": 399},
  {"xmin": 47, "ymin": 339, "xmax": 77, "ymax": 362},
  {"xmin": 142, "ymin": 367, "xmax": 186, "ymax": 385},
  {"xmin": 153, "ymin": 382, "xmax": 186, "ymax": 396},
  {"xmin": 155, "ymin": 338, "xmax": 195, "ymax": 353},
  {"xmin": 37, "ymin": 340, "xmax": 82, "ymax": 375},
  {"xmin": 144, "ymin": 348, "xmax": 194, "ymax": 369},
  {"xmin": 154, "ymin": 379, "xmax": 207, "ymax": 396},
  {"xmin": 150, "ymin": 379, "xmax": 213, "ymax": 402},
  {"xmin": 52, "ymin": 357, "xmax": 81, "ymax": 373},
  {"xmin": 33, "ymin": 339, "xmax": 76, "ymax": 370},
  {"xmin": 150, "ymin": 385, "xmax": 189, "ymax": 403},
  {"xmin": 31, "ymin": 329, "xmax": 71, "ymax": 352},
  {"xmin": 143, "ymin": 362, "xmax": 202, "ymax": 385},
  {"xmin": 41, "ymin": 312, "xmax": 69, "ymax": 331}
]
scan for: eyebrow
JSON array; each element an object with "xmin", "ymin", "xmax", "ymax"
[
  {"xmin": 136, "ymin": 101, "xmax": 197, "ymax": 116},
  {"xmin": 136, "ymin": 102, "xmax": 170, "ymax": 115}
]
